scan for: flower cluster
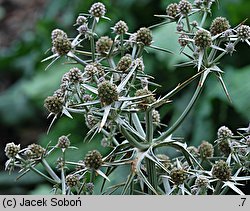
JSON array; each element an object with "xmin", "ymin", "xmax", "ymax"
[{"xmin": 4, "ymin": 1, "xmax": 249, "ymax": 195}]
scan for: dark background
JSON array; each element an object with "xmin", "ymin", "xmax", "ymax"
[{"xmin": 0, "ymin": 0, "xmax": 249, "ymax": 194}]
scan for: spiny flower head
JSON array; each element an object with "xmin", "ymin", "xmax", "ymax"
[
  {"xmin": 135, "ymin": 88, "xmax": 156, "ymax": 110},
  {"xmin": 194, "ymin": 29, "xmax": 212, "ymax": 48},
  {"xmin": 53, "ymin": 88, "xmax": 65, "ymax": 101},
  {"xmin": 218, "ymin": 139, "xmax": 231, "ymax": 156},
  {"xmin": 113, "ymin": 20, "xmax": 128, "ymax": 35},
  {"xmin": 84, "ymin": 150, "xmax": 103, "ymax": 169},
  {"xmin": 170, "ymin": 168, "xmax": 188, "ymax": 185},
  {"xmin": 136, "ymin": 27, "xmax": 152, "ymax": 46},
  {"xmin": 178, "ymin": 34, "xmax": 189, "ymax": 47},
  {"xmin": 117, "ymin": 54, "xmax": 132, "ymax": 72},
  {"xmin": 68, "ymin": 67, "xmax": 83, "ymax": 83},
  {"xmin": 166, "ymin": 3, "xmax": 179, "ymax": 18},
  {"xmin": 89, "ymin": 2, "xmax": 106, "ymax": 17},
  {"xmin": 5, "ymin": 142, "xmax": 20, "ymax": 158},
  {"xmin": 210, "ymin": 17, "xmax": 230, "ymax": 36},
  {"xmin": 77, "ymin": 24, "xmax": 88, "ymax": 35},
  {"xmin": 85, "ymin": 64, "xmax": 98, "ymax": 77},
  {"xmin": 76, "ymin": 15, "xmax": 87, "ymax": 25},
  {"xmin": 237, "ymin": 25, "xmax": 250, "ymax": 40},
  {"xmin": 198, "ymin": 141, "xmax": 214, "ymax": 159},
  {"xmin": 96, "ymin": 36, "xmax": 113, "ymax": 55},
  {"xmin": 195, "ymin": 176, "xmax": 209, "ymax": 188},
  {"xmin": 98, "ymin": 81, "xmax": 119, "ymax": 106},
  {"xmin": 178, "ymin": 0, "xmax": 192, "ymax": 15},
  {"xmin": 27, "ymin": 143, "xmax": 45, "ymax": 159},
  {"xmin": 85, "ymin": 113, "xmax": 99, "ymax": 129},
  {"xmin": 52, "ymin": 35, "xmax": 72, "ymax": 55},
  {"xmin": 66, "ymin": 174, "xmax": 79, "ymax": 187},
  {"xmin": 152, "ymin": 109, "xmax": 161, "ymax": 125},
  {"xmin": 217, "ymin": 126, "xmax": 233, "ymax": 139},
  {"xmin": 44, "ymin": 95, "xmax": 63, "ymax": 114},
  {"xmin": 212, "ymin": 160, "xmax": 231, "ymax": 181},
  {"xmin": 57, "ymin": 135, "xmax": 70, "ymax": 149},
  {"xmin": 51, "ymin": 29, "xmax": 67, "ymax": 41}
]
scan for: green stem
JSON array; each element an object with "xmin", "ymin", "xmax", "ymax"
[
  {"xmin": 41, "ymin": 159, "xmax": 61, "ymax": 183},
  {"xmin": 90, "ymin": 18, "xmax": 97, "ymax": 62},
  {"xmin": 200, "ymin": 11, "xmax": 208, "ymax": 28},
  {"xmin": 120, "ymin": 126, "xmax": 149, "ymax": 150},
  {"xmin": 120, "ymin": 33, "xmax": 124, "ymax": 56},
  {"xmin": 61, "ymin": 168, "xmax": 66, "ymax": 195},
  {"xmin": 219, "ymin": 186, "xmax": 229, "ymax": 195},
  {"xmin": 61, "ymin": 150, "xmax": 66, "ymax": 195},
  {"xmin": 155, "ymin": 73, "xmax": 207, "ymax": 142},
  {"xmin": 213, "ymin": 180, "xmax": 223, "ymax": 195},
  {"xmin": 145, "ymin": 110, "xmax": 153, "ymax": 143},
  {"xmin": 185, "ymin": 15, "xmax": 191, "ymax": 32},
  {"xmin": 145, "ymin": 158, "xmax": 157, "ymax": 195},
  {"xmin": 136, "ymin": 44, "xmax": 144, "ymax": 58}
]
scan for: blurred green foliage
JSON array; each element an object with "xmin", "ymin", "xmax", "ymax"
[{"xmin": 0, "ymin": 0, "xmax": 249, "ymax": 194}]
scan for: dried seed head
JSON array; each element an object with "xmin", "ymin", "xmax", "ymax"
[
  {"xmin": 218, "ymin": 139, "xmax": 231, "ymax": 156},
  {"xmin": 44, "ymin": 95, "xmax": 63, "ymax": 114},
  {"xmin": 113, "ymin": 20, "xmax": 128, "ymax": 35},
  {"xmin": 51, "ymin": 29, "xmax": 67, "ymax": 41},
  {"xmin": 57, "ymin": 135, "xmax": 70, "ymax": 149},
  {"xmin": 170, "ymin": 168, "xmax": 187, "ymax": 185},
  {"xmin": 98, "ymin": 81, "xmax": 119, "ymax": 106},
  {"xmin": 93, "ymin": 62, "xmax": 105, "ymax": 78},
  {"xmin": 96, "ymin": 36, "xmax": 113, "ymax": 55},
  {"xmin": 85, "ymin": 114, "xmax": 99, "ymax": 129},
  {"xmin": 117, "ymin": 54, "xmax": 132, "ymax": 72},
  {"xmin": 178, "ymin": 0, "xmax": 192, "ymax": 15},
  {"xmin": 210, "ymin": 17, "xmax": 230, "ymax": 36},
  {"xmin": 52, "ymin": 36, "xmax": 71, "ymax": 55},
  {"xmin": 75, "ymin": 160, "xmax": 85, "ymax": 171},
  {"xmin": 194, "ymin": 29, "xmax": 212, "ymax": 48},
  {"xmin": 178, "ymin": 34, "xmax": 189, "ymax": 47},
  {"xmin": 152, "ymin": 109, "xmax": 161, "ymax": 125},
  {"xmin": 237, "ymin": 25, "xmax": 250, "ymax": 40},
  {"xmin": 85, "ymin": 64, "xmax": 98, "ymax": 77},
  {"xmin": 212, "ymin": 160, "xmax": 231, "ymax": 181},
  {"xmin": 166, "ymin": 3, "xmax": 179, "ymax": 18},
  {"xmin": 198, "ymin": 141, "xmax": 214, "ymax": 159},
  {"xmin": 76, "ymin": 15, "xmax": 87, "ymax": 25},
  {"xmin": 217, "ymin": 126, "xmax": 233, "ymax": 139},
  {"xmin": 68, "ymin": 67, "xmax": 83, "ymax": 83},
  {"xmin": 66, "ymin": 174, "xmax": 79, "ymax": 187},
  {"xmin": 77, "ymin": 24, "xmax": 88, "ymax": 35},
  {"xmin": 84, "ymin": 150, "xmax": 103, "ymax": 169},
  {"xmin": 135, "ymin": 88, "xmax": 156, "ymax": 110},
  {"xmin": 5, "ymin": 142, "xmax": 20, "ymax": 158},
  {"xmin": 195, "ymin": 176, "xmax": 209, "ymax": 188},
  {"xmin": 27, "ymin": 143, "xmax": 45, "ymax": 159},
  {"xmin": 136, "ymin": 27, "xmax": 152, "ymax": 46},
  {"xmin": 89, "ymin": 2, "xmax": 106, "ymax": 17}
]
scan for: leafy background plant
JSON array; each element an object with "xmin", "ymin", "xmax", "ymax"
[{"xmin": 0, "ymin": 0, "xmax": 249, "ymax": 194}]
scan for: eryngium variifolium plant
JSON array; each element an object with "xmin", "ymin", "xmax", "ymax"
[{"xmin": 5, "ymin": 1, "xmax": 250, "ymax": 195}]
